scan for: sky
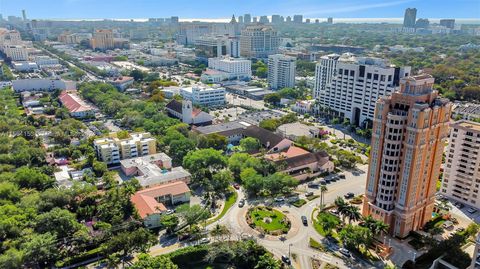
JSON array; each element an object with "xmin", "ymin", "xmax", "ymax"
[{"xmin": 0, "ymin": 0, "xmax": 479, "ymax": 20}]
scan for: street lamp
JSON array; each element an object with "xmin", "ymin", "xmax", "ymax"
[
  {"xmin": 289, "ymin": 243, "xmax": 293, "ymax": 259},
  {"xmin": 383, "ymin": 236, "xmax": 386, "ymax": 245}
]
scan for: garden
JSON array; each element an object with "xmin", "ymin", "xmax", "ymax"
[{"xmin": 246, "ymin": 206, "xmax": 291, "ymax": 236}]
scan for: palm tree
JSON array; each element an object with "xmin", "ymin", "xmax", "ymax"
[
  {"xmin": 334, "ymin": 196, "xmax": 348, "ymax": 223},
  {"xmin": 362, "ymin": 215, "xmax": 389, "ymax": 236},
  {"xmin": 319, "ymin": 185, "xmax": 328, "ymax": 211},
  {"xmin": 210, "ymin": 224, "xmax": 231, "ymax": 242},
  {"xmin": 344, "ymin": 205, "xmax": 361, "ymax": 224}
]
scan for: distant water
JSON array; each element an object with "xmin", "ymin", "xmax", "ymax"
[{"xmin": 49, "ymin": 17, "xmax": 480, "ymax": 24}]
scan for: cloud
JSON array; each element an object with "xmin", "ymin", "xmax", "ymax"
[{"xmin": 300, "ymin": 0, "xmax": 416, "ymax": 16}]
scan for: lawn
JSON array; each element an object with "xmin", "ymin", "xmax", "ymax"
[
  {"xmin": 206, "ymin": 188, "xmax": 238, "ymax": 225},
  {"xmin": 306, "ymin": 195, "xmax": 320, "ymax": 201},
  {"xmin": 309, "ymin": 237, "xmax": 327, "ymax": 251},
  {"xmin": 249, "ymin": 207, "xmax": 289, "ymax": 232}
]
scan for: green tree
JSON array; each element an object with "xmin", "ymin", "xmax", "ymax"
[
  {"xmin": 176, "ymin": 204, "xmax": 210, "ymax": 228},
  {"xmin": 339, "ymin": 225, "xmax": 373, "ymax": 251},
  {"xmin": 14, "ymin": 167, "xmax": 54, "ymax": 190},
  {"xmin": 240, "ymin": 137, "xmax": 261, "ymax": 152},
  {"xmin": 254, "ymin": 253, "xmax": 281, "ymax": 269},
  {"xmin": 317, "ymin": 213, "xmax": 340, "ymax": 236},
  {"xmin": 21, "ymin": 232, "xmax": 58, "ymax": 268},
  {"xmin": 35, "ymin": 207, "xmax": 84, "ymax": 238},
  {"xmin": 168, "ymin": 138, "xmax": 196, "ymax": 166},
  {"xmin": 210, "ymin": 224, "xmax": 231, "ymax": 241},
  {"xmin": 130, "ymin": 254, "xmax": 179, "ymax": 269},
  {"xmin": 103, "ymin": 228, "xmax": 155, "ymax": 260},
  {"xmin": 160, "ymin": 214, "xmax": 179, "ymax": 233}
]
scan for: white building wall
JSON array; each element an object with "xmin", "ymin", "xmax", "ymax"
[{"xmin": 268, "ymin": 54, "xmax": 296, "ymax": 90}]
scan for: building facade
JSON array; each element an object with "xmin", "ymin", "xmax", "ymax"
[
  {"xmin": 268, "ymin": 54, "xmax": 296, "ymax": 90},
  {"xmin": 94, "ymin": 132, "xmax": 156, "ymax": 165},
  {"xmin": 91, "ymin": 29, "xmax": 115, "ymax": 50},
  {"xmin": 180, "ymin": 85, "xmax": 226, "ymax": 106},
  {"xmin": 240, "ymin": 25, "xmax": 280, "ymax": 58},
  {"xmin": 207, "ymin": 57, "xmax": 251, "ymax": 80},
  {"xmin": 403, "ymin": 8, "xmax": 417, "ymax": 28},
  {"xmin": 314, "ymin": 53, "xmax": 411, "ymax": 126},
  {"xmin": 362, "ymin": 74, "xmax": 451, "ymax": 238},
  {"xmin": 441, "ymin": 120, "xmax": 480, "ymax": 209}
]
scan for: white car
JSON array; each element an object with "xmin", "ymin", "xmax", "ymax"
[
  {"xmin": 199, "ymin": 238, "xmax": 211, "ymax": 244},
  {"xmin": 274, "ymin": 197, "xmax": 285, "ymax": 202}
]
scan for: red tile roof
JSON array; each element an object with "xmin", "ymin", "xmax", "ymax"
[
  {"xmin": 131, "ymin": 181, "xmax": 190, "ymax": 218},
  {"xmin": 265, "ymin": 146, "xmax": 309, "ymax": 161},
  {"xmin": 59, "ymin": 91, "xmax": 94, "ymax": 113}
]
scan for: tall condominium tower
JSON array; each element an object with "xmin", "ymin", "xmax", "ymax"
[
  {"xmin": 293, "ymin": 15, "xmax": 303, "ymax": 23},
  {"xmin": 91, "ymin": 29, "xmax": 115, "ymax": 50},
  {"xmin": 240, "ymin": 25, "xmax": 280, "ymax": 58},
  {"xmin": 314, "ymin": 53, "xmax": 411, "ymax": 127},
  {"xmin": 244, "ymin": 14, "xmax": 252, "ymax": 24},
  {"xmin": 441, "ymin": 120, "xmax": 480, "ymax": 208},
  {"xmin": 268, "ymin": 54, "xmax": 296, "ymax": 90},
  {"xmin": 403, "ymin": 8, "xmax": 417, "ymax": 28},
  {"xmin": 362, "ymin": 74, "xmax": 451, "ymax": 238}
]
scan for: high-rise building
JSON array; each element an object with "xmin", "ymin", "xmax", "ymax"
[
  {"xmin": 293, "ymin": 15, "xmax": 303, "ymax": 23},
  {"xmin": 91, "ymin": 29, "xmax": 115, "ymax": 50},
  {"xmin": 286, "ymin": 16, "xmax": 292, "ymax": 23},
  {"xmin": 315, "ymin": 19, "xmax": 320, "ymax": 24},
  {"xmin": 259, "ymin": 16, "xmax": 269, "ymax": 24},
  {"xmin": 362, "ymin": 74, "xmax": 451, "ymax": 238},
  {"xmin": 194, "ymin": 35, "xmax": 239, "ymax": 59},
  {"xmin": 441, "ymin": 120, "xmax": 480, "ymax": 209},
  {"xmin": 171, "ymin": 16, "xmax": 179, "ymax": 24},
  {"xmin": 253, "ymin": 17, "xmax": 258, "ymax": 23},
  {"xmin": 268, "ymin": 54, "xmax": 296, "ymax": 90},
  {"xmin": 271, "ymin": 15, "xmax": 282, "ymax": 24},
  {"xmin": 305, "ymin": 19, "xmax": 311, "ymax": 24},
  {"xmin": 440, "ymin": 19, "xmax": 455, "ymax": 29},
  {"xmin": 327, "ymin": 17, "xmax": 333, "ymax": 24},
  {"xmin": 244, "ymin": 14, "xmax": 252, "ymax": 24},
  {"xmin": 240, "ymin": 25, "xmax": 280, "ymax": 58},
  {"xmin": 238, "ymin": 16, "xmax": 244, "ymax": 24},
  {"xmin": 403, "ymin": 8, "xmax": 417, "ymax": 28},
  {"xmin": 314, "ymin": 53, "xmax": 411, "ymax": 126},
  {"xmin": 22, "ymin": 10, "xmax": 27, "ymax": 21},
  {"xmin": 415, "ymin": 18, "xmax": 430, "ymax": 29}
]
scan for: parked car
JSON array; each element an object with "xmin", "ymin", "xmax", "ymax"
[
  {"xmin": 238, "ymin": 199, "xmax": 245, "ymax": 207},
  {"xmin": 339, "ymin": 248, "xmax": 351, "ymax": 257},
  {"xmin": 468, "ymin": 208, "xmax": 478, "ymax": 214},
  {"xmin": 178, "ymin": 234, "xmax": 191, "ymax": 241},
  {"xmin": 308, "ymin": 182, "xmax": 319, "ymax": 188},
  {"xmin": 330, "ymin": 176, "xmax": 338, "ymax": 182},
  {"xmin": 233, "ymin": 183, "xmax": 240, "ymax": 190},
  {"xmin": 319, "ymin": 180, "xmax": 327, "ymax": 185},
  {"xmin": 338, "ymin": 174, "xmax": 346, "ymax": 179},
  {"xmin": 324, "ymin": 178, "xmax": 332, "ymax": 184},
  {"xmin": 442, "ymin": 221, "xmax": 454, "ymax": 229},
  {"xmin": 305, "ymin": 191, "xmax": 314, "ymax": 197},
  {"xmin": 165, "ymin": 209, "xmax": 175, "ymax": 215},
  {"xmin": 330, "ymin": 209, "xmax": 339, "ymax": 215},
  {"xmin": 274, "ymin": 197, "xmax": 285, "ymax": 202},
  {"xmin": 301, "ymin": 215, "xmax": 308, "ymax": 226},
  {"xmin": 199, "ymin": 238, "xmax": 211, "ymax": 244},
  {"xmin": 454, "ymin": 202, "xmax": 464, "ymax": 209},
  {"xmin": 344, "ymin": 192, "xmax": 355, "ymax": 199},
  {"xmin": 281, "ymin": 255, "xmax": 291, "ymax": 265}
]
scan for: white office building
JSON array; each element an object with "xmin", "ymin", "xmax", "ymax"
[
  {"xmin": 12, "ymin": 78, "xmax": 76, "ymax": 92},
  {"xmin": 268, "ymin": 54, "xmax": 296, "ymax": 90},
  {"xmin": 441, "ymin": 120, "xmax": 480, "ymax": 209},
  {"xmin": 180, "ymin": 85, "xmax": 226, "ymax": 106},
  {"xmin": 314, "ymin": 53, "xmax": 411, "ymax": 126},
  {"xmin": 35, "ymin": 56, "xmax": 59, "ymax": 67},
  {"xmin": 206, "ymin": 57, "xmax": 251, "ymax": 80},
  {"xmin": 4, "ymin": 45, "xmax": 29, "ymax": 61}
]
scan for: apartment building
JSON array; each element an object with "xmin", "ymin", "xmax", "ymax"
[
  {"xmin": 194, "ymin": 35, "xmax": 239, "ymax": 60},
  {"xmin": 240, "ymin": 25, "xmax": 280, "ymax": 58},
  {"xmin": 94, "ymin": 132, "xmax": 156, "ymax": 165},
  {"xmin": 314, "ymin": 53, "xmax": 411, "ymax": 127},
  {"xmin": 441, "ymin": 120, "xmax": 480, "ymax": 209},
  {"xmin": 4, "ymin": 45, "xmax": 29, "ymax": 61},
  {"xmin": 180, "ymin": 85, "xmax": 226, "ymax": 106},
  {"xmin": 91, "ymin": 29, "xmax": 115, "ymax": 51},
  {"xmin": 268, "ymin": 54, "xmax": 296, "ymax": 90},
  {"xmin": 204, "ymin": 57, "xmax": 251, "ymax": 81},
  {"xmin": 362, "ymin": 74, "xmax": 452, "ymax": 238}
]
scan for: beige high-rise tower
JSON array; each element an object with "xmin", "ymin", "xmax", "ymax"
[{"xmin": 362, "ymin": 74, "xmax": 452, "ymax": 238}]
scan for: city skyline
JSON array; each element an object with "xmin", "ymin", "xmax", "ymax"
[{"xmin": 2, "ymin": 0, "xmax": 480, "ymax": 20}]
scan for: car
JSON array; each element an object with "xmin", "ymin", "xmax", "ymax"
[
  {"xmin": 468, "ymin": 207, "xmax": 478, "ymax": 214},
  {"xmin": 308, "ymin": 182, "xmax": 319, "ymax": 188},
  {"xmin": 330, "ymin": 176, "xmax": 338, "ymax": 182},
  {"xmin": 281, "ymin": 255, "xmax": 291, "ymax": 265},
  {"xmin": 338, "ymin": 174, "xmax": 346, "ymax": 179},
  {"xmin": 324, "ymin": 178, "xmax": 332, "ymax": 184},
  {"xmin": 344, "ymin": 192, "xmax": 355, "ymax": 199},
  {"xmin": 165, "ymin": 209, "xmax": 175, "ymax": 215},
  {"xmin": 456, "ymin": 227, "xmax": 465, "ymax": 233},
  {"xmin": 199, "ymin": 238, "xmax": 211, "ymax": 244},
  {"xmin": 238, "ymin": 199, "xmax": 245, "ymax": 207},
  {"xmin": 319, "ymin": 180, "xmax": 327, "ymax": 185},
  {"xmin": 454, "ymin": 202, "xmax": 464, "ymax": 209},
  {"xmin": 233, "ymin": 183, "xmax": 240, "ymax": 190},
  {"xmin": 339, "ymin": 248, "xmax": 351, "ymax": 257},
  {"xmin": 442, "ymin": 221, "xmax": 454, "ymax": 229},
  {"xmin": 178, "ymin": 234, "xmax": 191, "ymax": 241},
  {"xmin": 330, "ymin": 209, "xmax": 339, "ymax": 215},
  {"xmin": 305, "ymin": 191, "xmax": 314, "ymax": 197},
  {"xmin": 301, "ymin": 215, "xmax": 308, "ymax": 226},
  {"xmin": 274, "ymin": 197, "xmax": 285, "ymax": 202}
]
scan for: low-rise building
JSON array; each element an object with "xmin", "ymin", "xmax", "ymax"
[
  {"xmin": 180, "ymin": 85, "xmax": 226, "ymax": 106},
  {"xmin": 277, "ymin": 122, "xmax": 320, "ymax": 140},
  {"xmin": 120, "ymin": 153, "xmax": 191, "ymax": 188},
  {"xmin": 452, "ymin": 102, "xmax": 480, "ymax": 121},
  {"xmin": 12, "ymin": 61, "xmax": 38, "ymax": 71},
  {"xmin": 12, "ymin": 78, "xmax": 76, "ymax": 92},
  {"xmin": 265, "ymin": 146, "xmax": 334, "ymax": 181},
  {"xmin": 107, "ymin": 76, "xmax": 134, "ymax": 91},
  {"xmin": 291, "ymin": 100, "xmax": 314, "ymax": 114},
  {"xmin": 203, "ymin": 57, "xmax": 251, "ymax": 82},
  {"xmin": 165, "ymin": 99, "xmax": 213, "ymax": 126},
  {"xmin": 59, "ymin": 91, "xmax": 96, "ymax": 119},
  {"xmin": 131, "ymin": 181, "xmax": 191, "ymax": 228},
  {"xmin": 94, "ymin": 132, "xmax": 156, "ymax": 165}
]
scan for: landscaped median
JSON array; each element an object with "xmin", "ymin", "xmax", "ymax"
[{"xmin": 205, "ymin": 187, "xmax": 238, "ymax": 225}]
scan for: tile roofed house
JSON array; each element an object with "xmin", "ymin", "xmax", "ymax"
[
  {"xmin": 59, "ymin": 91, "xmax": 95, "ymax": 119},
  {"xmin": 131, "ymin": 181, "xmax": 191, "ymax": 228},
  {"xmin": 107, "ymin": 76, "xmax": 134, "ymax": 91},
  {"xmin": 165, "ymin": 99, "xmax": 212, "ymax": 126},
  {"xmin": 265, "ymin": 147, "xmax": 334, "ymax": 181},
  {"xmin": 120, "ymin": 153, "xmax": 191, "ymax": 188},
  {"xmin": 194, "ymin": 120, "xmax": 292, "ymax": 153}
]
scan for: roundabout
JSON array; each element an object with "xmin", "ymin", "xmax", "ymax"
[{"xmin": 246, "ymin": 206, "xmax": 291, "ymax": 236}]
